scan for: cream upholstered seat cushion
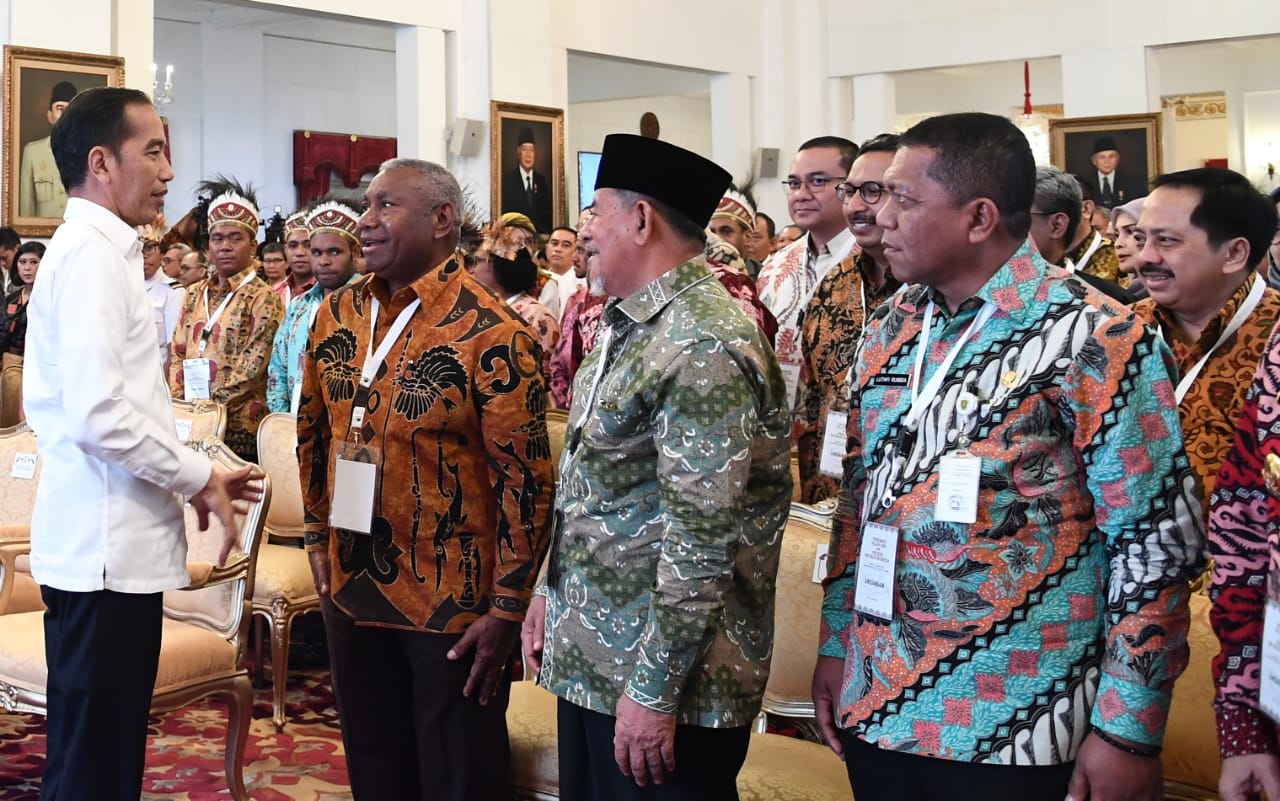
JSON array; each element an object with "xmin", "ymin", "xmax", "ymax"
[
  {"xmin": 0, "ymin": 613, "xmax": 237, "ymax": 694},
  {"xmin": 254, "ymin": 544, "xmax": 320, "ymax": 604},
  {"xmin": 509, "ymin": 680, "xmax": 560, "ymax": 799},
  {"xmin": 507, "ymin": 681, "xmax": 853, "ymax": 801},
  {"xmin": 1162, "ymin": 591, "xmax": 1220, "ymax": 795},
  {"xmin": 6, "ymin": 572, "xmax": 42, "ymax": 613},
  {"xmin": 738, "ymin": 733, "xmax": 852, "ymax": 801}
]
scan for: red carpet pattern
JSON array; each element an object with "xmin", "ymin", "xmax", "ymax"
[{"xmin": 0, "ymin": 669, "xmax": 352, "ymax": 800}]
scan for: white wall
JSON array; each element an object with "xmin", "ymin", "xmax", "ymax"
[
  {"xmin": 567, "ymin": 95, "xmax": 714, "ymax": 215},
  {"xmin": 1244, "ymin": 91, "xmax": 1280, "ymax": 192},
  {"xmin": 892, "ymin": 58, "xmax": 1063, "ymax": 117}
]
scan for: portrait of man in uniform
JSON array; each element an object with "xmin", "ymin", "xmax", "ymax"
[{"xmin": 2, "ymin": 46, "xmax": 122, "ymax": 236}]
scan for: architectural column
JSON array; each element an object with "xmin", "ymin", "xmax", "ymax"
[
  {"xmin": 199, "ymin": 24, "xmax": 265, "ymax": 193},
  {"xmin": 827, "ymin": 76, "xmax": 854, "ymax": 142},
  {"xmin": 852, "ymin": 73, "xmax": 896, "ymax": 143},
  {"xmin": 112, "ymin": 0, "xmax": 154, "ymax": 92},
  {"xmin": 395, "ymin": 25, "xmax": 448, "ymax": 164},
  {"xmin": 447, "ymin": 0, "xmax": 491, "ymax": 202},
  {"xmin": 711, "ymin": 72, "xmax": 753, "ymax": 181}
]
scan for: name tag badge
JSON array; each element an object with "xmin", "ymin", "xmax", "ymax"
[
  {"xmin": 870, "ymin": 374, "xmax": 910, "ymax": 388},
  {"xmin": 780, "ymin": 362, "xmax": 802, "ymax": 412},
  {"xmin": 182, "ymin": 358, "xmax": 212, "ymax": 401},
  {"xmin": 1261, "ymin": 598, "xmax": 1280, "ymax": 722},
  {"xmin": 328, "ymin": 440, "xmax": 380, "ymax": 535},
  {"xmin": 819, "ymin": 410, "xmax": 849, "ymax": 477},
  {"xmin": 934, "ymin": 452, "xmax": 982, "ymax": 524},
  {"xmin": 10, "ymin": 452, "xmax": 36, "ymax": 480},
  {"xmin": 174, "ymin": 418, "xmax": 193, "ymax": 442},
  {"xmin": 854, "ymin": 521, "xmax": 899, "ymax": 621}
]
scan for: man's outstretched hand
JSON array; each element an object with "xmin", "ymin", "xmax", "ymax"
[{"xmin": 190, "ymin": 462, "xmax": 265, "ymax": 565}]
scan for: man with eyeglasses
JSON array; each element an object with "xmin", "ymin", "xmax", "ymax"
[
  {"xmin": 757, "ymin": 136, "xmax": 859, "ymax": 428},
  {"xmin": 1028, "ymin": 166, "xmax": 1133, "ymax": 304},
  {"xmin": 797, "ymin": 133, "xmax": 903, "ymax": 503}
]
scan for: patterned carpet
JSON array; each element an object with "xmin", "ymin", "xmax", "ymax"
[{"xmin": 0, "ymin": 667, "xmax": 352, "ymax": 800}]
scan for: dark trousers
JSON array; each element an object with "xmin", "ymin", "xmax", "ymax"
[
  {"xmin": 322, "ymin": 604, "xmax": 513, "ymax": 801},
  {"xmin": 39, "ymin": 587, "xmax": 163, "ymax": 801},
  {"xmin": 557, "ymin": 698, "xmax": 751, "ymax": 801},
  {"xmin": 841, "ymin": 729, "xmax": 1075, "ymax": 801}
]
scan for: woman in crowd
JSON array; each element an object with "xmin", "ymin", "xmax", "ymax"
[
  {"xmin": 1109, "ymin": 196, "xmax": 1147, "ymax": 300},
  {"xmin": 0, "ymin": 241, "xmax": 45, "ymax": 356}
]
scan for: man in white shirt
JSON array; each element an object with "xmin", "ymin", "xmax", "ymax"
[
  {"xmin": 140, "ymin": 223, "xmax": 184, "ymax": 370},
  {"xmin": 537, "ymin": 225, "xmax": 581, "ymax": 320},
  {"xmin": 24, "ymin": 86, "xmax": 262, "ymax": 801},
  {"xmin": 755, "ymin": 136, "xmax": 859, "ymax": 424}
]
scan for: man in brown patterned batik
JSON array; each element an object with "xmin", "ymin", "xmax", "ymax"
[
  {"xmin": 167, "ymin": 184, "xmax": 283, "ymax": 461},
  {"xmin": 298, "ymin": 158, "xmax": 553, "ymax": 801},
  {"xmin": 797, "ymin": 133, "xmax": 903, "ymax": 503}
]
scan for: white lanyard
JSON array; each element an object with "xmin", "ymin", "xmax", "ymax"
[
  {"xmin": 1161, "ymin": 275, "xmax": 1266, "ymax": 405},
  {"xmin": 349, "ymin": 296, "xmax": 421, "ymax": 430},
  {"xmin": 289, "ymin": 299, "xmax": 325, "ymax": 415},
  {"xmin": 198, "ymin": 272, "xmax": 255, "ymax": 354},
  {"xmin": 905, "ymin": 300, "xmax": 996, "ymax": 430}
]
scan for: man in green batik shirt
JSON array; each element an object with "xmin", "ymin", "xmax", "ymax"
[{"xmin": 521, "ymin": 133, "xmax": 793, "ymax": 800}]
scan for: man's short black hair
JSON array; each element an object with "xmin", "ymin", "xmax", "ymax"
[
  {"xmin": 755, "ymin": 212, "xmax": 775, "ymax": 239},
  {"xmin": 1269, "ymin": 186, "xmax": 1280, "ymax": 205},
  {"xmin": 10, "ymin": 241, "xmax": 46, "ymax": 288},
  {"xmin": 798, "ymin": 136, "xmax": 860, "ymax": 173},
  {"xmin": 899, "ymin": 112, "xmax": 1035, "ymax": 240},
  {"xmin": 1150, "ymin": 168, "xmax": 1278, "ymax": 270},
  {"xmin": 51, "ymin": 87, "xmax": 152, "ymax": 193},
  {"xmin": 858, "ymin": 133, "xmax": 901, "ymax": 156},
  {"xmin": 549, "ymin": 226, "xmax": 578, "ymax": 239},
  {"xmin": 261, "ymin": 242, "xmax": 285, "ymax": 257},
  {"xmin": 0, "ymin": 227, "xmax": 20, "ymax": 251},
  {"xmin": 1071, "ymin": 174, "xmax": 1097, "ymax": 205}
]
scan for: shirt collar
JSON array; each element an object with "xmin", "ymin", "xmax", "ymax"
[
  {"xmin": 63, "ymin": 197, "xmax": 143, "ymax": 259},
  {"xmin": 924, "ymin": 238, "xmax": 1048, "ymax": 323},
  {"xmin": 1152, "ymin": 274, "xmax": 1256, "ymax": 348},
  {"xmin": 610, "ymin": 256, "xmax": 714, "ymax": 324},
  {"xmin": 807, "ymin": 227, "xmax": 855, "ymax": 260},
  {"xmin": 365, "ymin": 256, "xmax": 458, "ymax": 311},
  {"xmin": 853, "ymin": 250, "xmax": 900, "ymax": 299}
]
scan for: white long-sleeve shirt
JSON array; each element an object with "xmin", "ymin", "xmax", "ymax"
[
  {"xmin": 25, "ymin": 197, "xmax": 212, "ymax": 593},
  {"xmin": 144, "ymin": 270, "xmax": 184, "ymax": 370}
]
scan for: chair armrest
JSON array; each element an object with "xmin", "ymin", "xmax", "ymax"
[
  {"xmin": 184, "ymin": 554, "xmax": 251, "ymax": 590},
  {"xmin": 0, "ymin": 524, "xmax": 31, "ymax": 541},
  {"xmin": 0, "ymin": 539, "xmax": 33, "ymax": 614}
]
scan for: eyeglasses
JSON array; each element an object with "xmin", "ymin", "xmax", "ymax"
[
  {"xmin": 781, "ymin": 175, "xmax": 845, "ymax": 193},
  {"xmin": 834, "ymin": 181, "xmax": 886, "ymax": 204}
]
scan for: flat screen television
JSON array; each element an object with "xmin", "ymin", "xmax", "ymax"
[{"xmin": 577, "ymin": 151, "xmax": 602, "ymax": 213}]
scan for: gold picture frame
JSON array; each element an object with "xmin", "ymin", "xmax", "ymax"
[
  {"xmin": 3, "ymin": 46, "xmax": 126, "ymax": 236},
  {"xmin": 490, "ymin": 100, "xmax": 565, "ymax": 234},
  {"xmin": 1049, "ymin": 112, "xmax": 1163, "ymax": 208}
]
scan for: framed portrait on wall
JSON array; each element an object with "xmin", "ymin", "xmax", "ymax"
[
  {"xmin": 1050, "ymin": 112, "xmax": 1163, "ymax": 209},
  {"xmin": 490, "ymin": 101, "xmax": 565, "ymax": 234},
  {"xmin": 3, "ymin": 46, "xmax": 126, "ymax": 236}
]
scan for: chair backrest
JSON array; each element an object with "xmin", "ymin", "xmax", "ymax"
[
  {"xmin": 0, "ymin": 363, "xmax": 24, "ymax": 429},
  {"xmin": 170, "ymin": 398, "xmax": 227, "ymax": 444},
  {"xmin": 546, "ymin": 408, "xmax": 569, "ymax": 480},
  {"xmin": 762, "ymin": 499, "xmax": 836, "ymax": 718},
  {"xmin": 163, "ymin": 437, "xmax": 270, "ymax": 667},
  {"xmin": 0, "ymin": 423, "xmax": 41, "ymax": 529},
  {"xmin": 256, "ymin": 411, "xmax": 305, "ymax": 541}
]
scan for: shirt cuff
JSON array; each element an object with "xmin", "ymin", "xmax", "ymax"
[
  {"xmin": 1217, "ymin": 702, "xmax": 1280, "ymax": 759},
  {"xmin": 819, "ymin": 577, "xmax": 854, "ymax": 659},
  {"xmin": 172, "ymin": 447, "xmax": 213, "ymax": 498},
  {"xmin": 1090, "ymin": 675, "xmax": 1172, "ymax": 748}
]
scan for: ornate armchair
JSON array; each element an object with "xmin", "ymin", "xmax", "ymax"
[
  {"xmin": 252, "ymin": 411, "xmax": 320, "ymax": 731},
  {"xmin": 0, "ymin": 361, "xmax": 23, "ymax": 428},
  {"xmin": 0, "ymin": 422, "xmax": 42, "ymax": 614},
  {"xmin": 170, "ymin": 398, "xmax": 228, "ymax": 443},
  {"xmin": 545, "ymin": 408, "xmax": 568, "ymax": 481},
  {"xmin": 0, "ymin": 437, "xmax": 270, "ymax": 801}
]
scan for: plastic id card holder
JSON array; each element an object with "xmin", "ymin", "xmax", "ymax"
[
  {"xmin": 182, "ymin": 358, "xmax": 211, "ymax": 401},
  {"xmin": 853, "ymin": 521, "xmax": 899, "ymax": 622},
  {"xmin": 819, "ymin": 410, "xmax": 849, "ymax": 477},
  {"xmin": 329, "ymin": 440, "xmax": 381, "ymax": 534}
]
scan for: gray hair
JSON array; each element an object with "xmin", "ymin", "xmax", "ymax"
[
  {"xmin": 378, "ymin": 158, "xmax": 463, "ymax": 246},
  {"xmin": 1034, "ymin": 165, "xmax": 1082, "ymax": 236},
  {"xmin": 165, "ymin": 242, "xmax": 192, "ymax": 257}
]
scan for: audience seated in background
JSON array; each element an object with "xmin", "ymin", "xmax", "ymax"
[{"xmin": 0, "ymin": 241, "xmax": 44, "ymax": 357}]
